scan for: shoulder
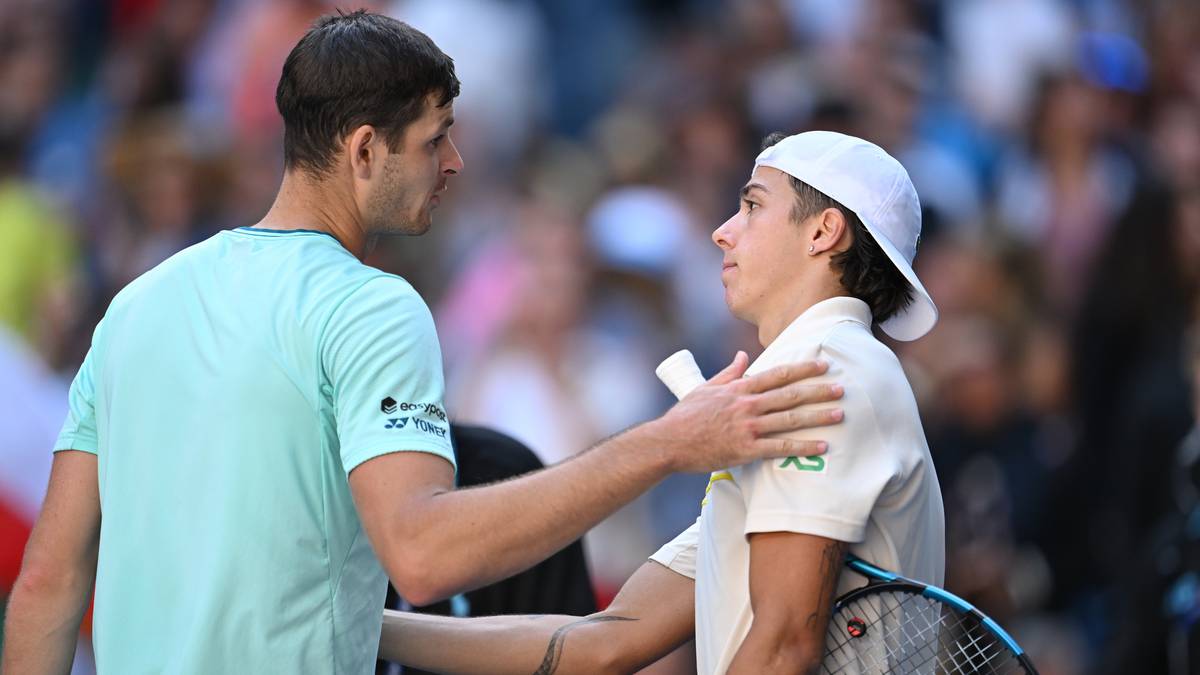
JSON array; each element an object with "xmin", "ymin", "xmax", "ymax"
[
  {"xmin": 818, "ymin": 322, "xmax": 925, "ymax": 456},
  {"xmin": 820, "ymin": 322, "xmax": 909, "ymax": 395},
  {"xmin": 318, "ymin": 272, "xmax": 440, "ymax": 369},
  {"xmin": 101, "ymin": 235, "xmax": 227, "ymax": 324},
  {"xmin": 325, "ymin": 273, "xmax": 430, "ymax": 327}
]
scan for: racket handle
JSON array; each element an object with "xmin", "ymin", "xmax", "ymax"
[{"xmin": 655, "ymin": 349, "xmax": 706, "ymax": 401}]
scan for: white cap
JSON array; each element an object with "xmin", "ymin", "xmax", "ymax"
[{"xmin": 755, "ymin": 131, "xmax": 938, "ymax": 341}]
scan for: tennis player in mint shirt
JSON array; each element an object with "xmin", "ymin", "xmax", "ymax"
[
  {"xmin": 53, "ymin": 227, "xmax": 455, "ymax": 673},
  {"xmin": 2, "ymin": 12, "xmax": 845, "ymax": 674}
]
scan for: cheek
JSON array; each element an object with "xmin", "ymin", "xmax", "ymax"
[{"xmin": 744, "ymin": 242, "xmax": 794, "ymax": 291}]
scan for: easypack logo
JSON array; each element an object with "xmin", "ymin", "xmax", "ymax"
[{"xmin": 380, "ymin": 396, "xmax": 449, "ymax": 438}]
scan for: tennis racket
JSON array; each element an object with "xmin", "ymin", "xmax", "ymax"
[{"xmin": 654, "ymin": 350, "xmax": 1039, "ymax": 675}]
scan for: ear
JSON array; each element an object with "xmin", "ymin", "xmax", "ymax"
[
  {"xmin": 809, "ymin": 208, "xmax": 850, "ymax": 255},
  {"xmin": 346, "ymin": 124, "xmax": 382, "ymax": 181}
]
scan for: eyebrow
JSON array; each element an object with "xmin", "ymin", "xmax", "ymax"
[{"xmin": 740, "ymin": 182, "xmax": 769, "ymax": 198}]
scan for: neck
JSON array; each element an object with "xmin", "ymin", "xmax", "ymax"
[
  {"xmin": 755, "ymin": 273, "xmax": 846, "ymax": 347},
  {"xmin": 256, "ymin": 170, "xmax": 369, "ymax": 259}
]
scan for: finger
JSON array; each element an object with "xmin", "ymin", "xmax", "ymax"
[
  {"xmin": 741, "ymin": 360, "xmax": 829, "ymax": 394},
  {"xmin": 752, "ymin": 381, "xmax": 844, "ymax": 414},
  {"xmin": 750, "ymin": 437, "xmax": 829, "ymax": 460},
  {"xmin": 750, "ymin": 407, "xmax": 843, "ymax": 436},
  {"xmin": 708, "ymin": 351, "xmax": 749, "ymax": 385}
]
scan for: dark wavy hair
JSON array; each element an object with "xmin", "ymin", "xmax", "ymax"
[
  {"xmin": 276, "ymin": 10, "xmax": 461, "ymax": 175},
  {"xmin": 761, "ymin": 132, "xmax": 914, "ymax": 324}
]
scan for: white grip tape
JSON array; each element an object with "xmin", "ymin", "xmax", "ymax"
[{"xmin": 655, "ymin": 349, "xmax": 706, "ymax": 401}]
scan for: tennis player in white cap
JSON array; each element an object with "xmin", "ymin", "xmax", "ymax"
[{"xmin": 377, "ymin": 131, "xmax": 946, "ymax": 674}]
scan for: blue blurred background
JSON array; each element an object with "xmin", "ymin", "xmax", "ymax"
[{"xmin": 2, "ymin": 0, "xmax": 1199, "ymax": 673}]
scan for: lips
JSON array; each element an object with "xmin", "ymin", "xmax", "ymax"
[{"xmin": 430, "ymin": 183, "xmax": 448, "ymax": 208}]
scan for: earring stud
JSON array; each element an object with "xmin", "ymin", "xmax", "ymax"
[{"xmin": 808, "ymin": 245, "xmax": 815, "ymax": 253}]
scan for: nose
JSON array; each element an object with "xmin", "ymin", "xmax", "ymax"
[
  {"xmin": 441, "ymin": 136, "xmax": 464, "ymax": 176},
  {"xmin": 712, "ymin": 214, "xmax": 736, "ymax": 250}
]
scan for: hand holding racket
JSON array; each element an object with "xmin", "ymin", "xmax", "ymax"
[{"xmin": 655, "ymin": 350, "xmax": 1039, "ymax": 675}]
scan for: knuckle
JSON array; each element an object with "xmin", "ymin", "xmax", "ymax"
[
  {"xmin": 736, "ymin": 395, "xmax": 757, "ymax": 415},
  {"xmin": 764, "ymin": 367, "xmax": 788, "ymax": 386},
  {"xmin": 743, "ymin": 418, "xmax": 761, "ymax": 438}
]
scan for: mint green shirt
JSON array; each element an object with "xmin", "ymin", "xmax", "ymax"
[{"xmin": 55, "ymin": 227, "xmax": 455, "ymax": 674}]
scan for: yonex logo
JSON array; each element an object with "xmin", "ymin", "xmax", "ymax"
[
  {"xmin": 412, "ymin": 418, "xmax": 448, "ymax": 438},
  {"xmin": 381, "ymin": 397, "xmax": 398, "ymax": 414},
  {"xmin": 779, "ymin": 455, "xmax": 826, "ymax": 473},
  {"xmin": 385, "ymin": 417, "xmax": 409, "ymax": 429}
]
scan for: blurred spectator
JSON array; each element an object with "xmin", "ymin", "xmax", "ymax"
[
  {"xmin": 1107, "ymin": 324, "xmax": 1200, "ymax": 675},
  {"xmin": 946, "ymin": 0, "xmax": 1075, "ymax": 134},
  {"xmin": 855, "ymin": 26, "xmax": 985, "ymax": 238},
  {"xmin": 391, "ymin": 0, "xmax": 549, "ymax": 172},
  {"xmin": 1049, "ymin": 183, "xmax": 1198, "ymax": 666},
  {"xmin": 0, "ymin": 144, "xmax": 79, "ymax": 365},
  {"xmin": 97, "ymin": 109, "xmax": 222, "ymax": 289},
  {"xmin": 995, "ymin": 70, "xmax": 1137, "ymax": 313},
  {"xmin": 0, "ymin": 2, "xmax": 81, "ymax": 366},
  {"xmin": 447, "ymin": 200, "xmax": 662, "ymax": 598}
]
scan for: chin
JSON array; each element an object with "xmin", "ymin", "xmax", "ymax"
[
  {"xmin": 723, "ymin": 295, "xmax": 744, "ymax": 320},
  {"xmin": 383, "ymin": 214, "xmax": 433, "ymax": 237},
  {"xmin": 724, "ymin": 296, "xmax": 757, "ymax": 325}
]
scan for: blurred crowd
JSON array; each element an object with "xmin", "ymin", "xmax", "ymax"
[{"xmin": 2, "ymin": 0, "xmax": 1200, "ymax": 672}]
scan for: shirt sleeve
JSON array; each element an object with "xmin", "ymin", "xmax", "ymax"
[
  {"xmin": 54, "ymin": 326, "xmax": 100, "ymax": 454},
  {"xmin": 321, "ymin": 276, "xmax": 455, "ymax": 474},
  {"xmin": 649, "ymin": 519, "xmax": 700, "ymax": 579},
  {"xmin": 739, "ymin": 342, "xmax": 900, "ymax": 543}
]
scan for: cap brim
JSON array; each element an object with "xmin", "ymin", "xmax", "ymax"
[{"xmin": 859, "ymin": 219, "xmax": 938, "ymax": 341}]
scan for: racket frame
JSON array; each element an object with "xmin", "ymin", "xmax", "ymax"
[{"xmin": 833, "ymin": 556, "xmax": 1040, "ymax": 675}]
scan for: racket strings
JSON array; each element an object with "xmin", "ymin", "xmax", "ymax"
[{"xmin": 821, "ymin": 590, "xmax": 1027, "ymax": 674}]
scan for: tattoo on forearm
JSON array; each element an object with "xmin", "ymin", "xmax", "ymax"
[
  {"xmin": 532, "ymin": 615, "xmax": 637, "ymax": 675},
  {"xmin": 804, "ymin": 541, "xmax": 847, "ymax": 629}
]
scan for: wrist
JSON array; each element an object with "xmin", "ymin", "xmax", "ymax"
[{"xmin": 624, "ymin": 418, "xmax": 680, "ymax": 476}]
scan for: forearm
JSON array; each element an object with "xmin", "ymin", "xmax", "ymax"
[
  {"xmin": 726, "ymin": 622, "xmax": 822, "ymax": 675},
  {"xmin": 1, "ymin": 569, "xmax": 92, "ymax": 675},
  {"xmin": 397, "ymin": 423, "xmax": 673, "ymax": 600},
  {"xmin": 379, "ymin": 610, "xmax": 626, "ymax": 674}
]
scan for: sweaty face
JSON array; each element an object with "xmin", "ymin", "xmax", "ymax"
[
  {"xmin": 363, "ymin": 96, "xmax": 462, "ymax": 235},
  {"xmin": 711, "ymin": 165, "xmax": 812, "ymax": 326}
]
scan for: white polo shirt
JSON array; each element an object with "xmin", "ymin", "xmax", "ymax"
[{"xmin": 650, "ymin": 296, "xmax": 944, "ymax": 674}]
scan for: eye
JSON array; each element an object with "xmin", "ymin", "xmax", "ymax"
[
  {"xmin": 742, "ymin": 198, "xmax": 758, "ymax": 212},
  {"xmin": 429, "ymin": 134, "xmax": 445, "ymax": 148}
]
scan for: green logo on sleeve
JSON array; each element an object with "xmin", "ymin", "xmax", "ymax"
[{"xmin": 779, "ymin": 455, "xmax": 826, "ymax": 473}]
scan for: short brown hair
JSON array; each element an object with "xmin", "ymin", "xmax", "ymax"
[{"xmin": 276, "ymin": 10, "xmax": 460, "ymax": 175}]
